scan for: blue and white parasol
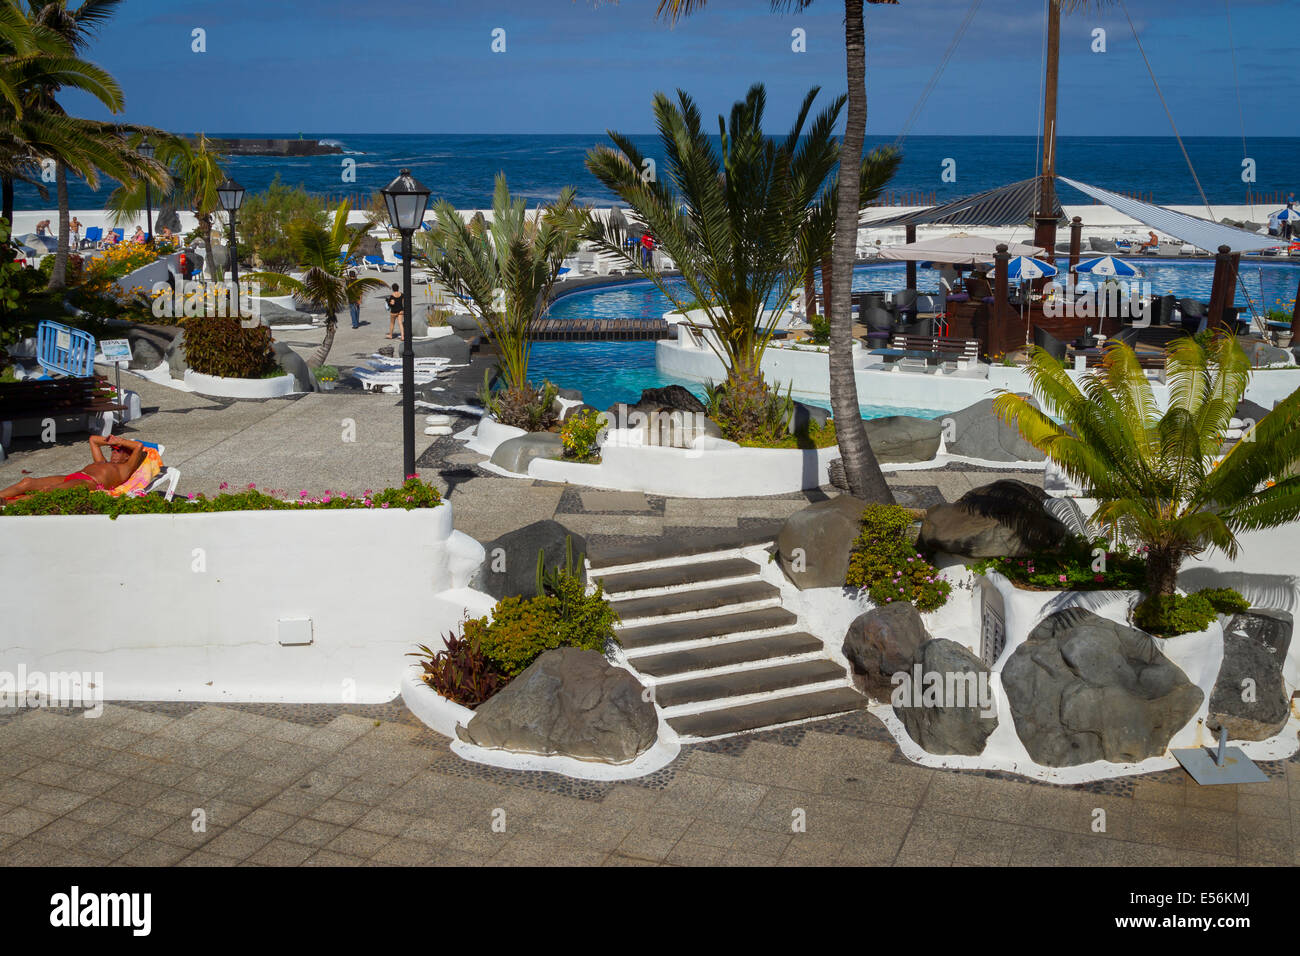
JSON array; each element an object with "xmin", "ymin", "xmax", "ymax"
[
  {"xmin": 1074, "ymin": 255, "xmax": 1140, "ymax": 278},
  {"xmin": 1001, "ymin": 256, "xmax": 1058, "ymax": 281}
]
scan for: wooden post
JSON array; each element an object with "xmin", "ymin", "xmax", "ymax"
[
  {"xmin": 994, "ymin": 244, "xmax": 1011, "ymax": 354},
  {"xmin": 1068, "ymin": 217, "xmax": 1082, "ymax": 285},
  {"xmin": 905, "ymin": 224, "xmax": 917, "ymax": 291},
  {"xmin": 1207, "ymin": 245, "xmax": 1235, "ymax": 333},
  {"xmin": 1034, "ymin": 0, "xmax": 1062, "ymax": 269}
]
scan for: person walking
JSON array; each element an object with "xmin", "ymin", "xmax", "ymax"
[
  {"xmin": 347, "ymin": 268, "xmax": 361, "ymax": 329},
  {"xmin": 385, "ymin": 283, "xmax": 405, "ymax": 340}
]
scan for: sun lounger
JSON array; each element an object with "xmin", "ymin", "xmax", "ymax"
[
  {"xmin": 363, "ymin": 254, "xmax": 396, "ymax": 272},
  {"xmin": 349, "ymin": 364, "xmax": 443, "ymax": 392},
  {"xmin": 366, "ymin": 353, "xmax": 452, "ymax": 369}
]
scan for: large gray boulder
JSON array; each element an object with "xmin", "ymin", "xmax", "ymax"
[
  {"xmin": 786, "ymin": 400, "xmax": 830, "ymax": 436},
  {"xmin": 125, "ymin": 326, "xmax": 181, "ymax": 369},
  {"xmin": 154, "ymin": 207, "xmax": 182, "ymax": 236},
  {"xmin": 457, "ymin": 648, "xmax": 658, "ymax": 764},
  {"xmin": 919, "ymin": 479, "xmax": 1070, "ymax": 558},
  {"xmin": 1002, "ymin": 608, "xmax": 1204, "ymax": 766},
  {"xmin": 489, "ymin": 431, "xmax": 563, "ymax": 474},
  {"xmin": 632, "ymin": 385, "xmax": 707, "ymax": 416},
  {"xmin": 895, "ymin": 638, "xmax": 998, "ymax": 756},
  {"xmin": 257, "ymin": 299, "xmax": 315, "ymax": 326},
  {"xmin": 165, "ymin": 329, "xmax": 188, "ymax": 380},
  {"xmin": 775, "ymin": 495, "xmax": 865, "ymax": 590},
  {"xmin": 843, "ymin": 601, "xmax": 930, "ymax": 697},
  {"xmin": 863, "ymin": 415, "xmax": 943, "ymax": 463},
  {"xmin": 411, "ymin": 333, "xmax": 472, "ymax": 363},
  {"xmin": 474, "ymin": 519, "xmax": 588, "ymax": 601},
  {"xmin": 1240, "ymin": 339, "xmax": 1292, "ymax": 367},
  {"xmin": 271, "ymin": 341, "xmax": 318, "ymax": 392},
  {"xmin": 445, "ymin": 312, "xmax": 480, "ymax": 334},
  {"xmin": 943, "ymin": 396, "xmax": 1045, "ymax": 462},
  {"xmin": 1207, "ymin": 610, "xmax": 1293, "ymax": 741}
]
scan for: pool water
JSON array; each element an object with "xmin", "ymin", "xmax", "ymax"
[{"xmin": 527, "ymin": 340, "xmax": 949, "ymax": 420}]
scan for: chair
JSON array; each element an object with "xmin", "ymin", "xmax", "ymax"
[
  {"xmin": 363, "ymin": 254, "xmax": 396, "ymax": 272},
  {"xmin": 1033, "ymin": 325, "xmax": 1067, "ymax": 362},
  {"xmin": 82, "ymin": 226, "xmax": 103, "ymax": 249},
  {"xmin": 349, "ymin": 364, "xmax": 443, "ymax": 392}
]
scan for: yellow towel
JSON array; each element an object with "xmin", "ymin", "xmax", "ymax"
[{"xmin": 109, "ymin": 448, "xmax": 163, "ymax": 497}]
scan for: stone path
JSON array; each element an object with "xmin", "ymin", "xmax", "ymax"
[{"xmin": 5, "ymin": 324, "xmax": 1296, "ymax": 866}]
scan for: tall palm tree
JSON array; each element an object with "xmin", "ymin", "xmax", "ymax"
[
  {"xmin": 657, "ymin": 0, "xmax": 900, "ymax": 497},
  {"xmin": 248, "ymin": 200, "xmax": 384, "ymax": 369},
  {"xmin": 993, "ymin": 336, "xmax": 1300, "ymax": 603},
  {"xmin": 107, "ymin": 132, "xmax": 226, "ymax": 280},
  {"xmin": 417, "ymin": 174, "xmax": 584, "ymax": 399}
]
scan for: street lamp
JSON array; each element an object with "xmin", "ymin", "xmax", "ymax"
[
  {"xmin": 217, "ymin": 176, "xmax": 245, "ymax": 312},
  {"xmin": 380, "ymin": 167, "xmax": 432, "ymax": 481},
  {"xmin": 138, "ymin": 137, "xmax": 155, "ymax": 248}
]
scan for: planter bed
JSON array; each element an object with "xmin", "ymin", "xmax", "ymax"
[{"xmin": 183, "ymin": 368, "xmax": 297, "ymax": 399}]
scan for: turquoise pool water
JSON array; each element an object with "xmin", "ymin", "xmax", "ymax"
[{"xmin": 528, "ymin": 340, "xmax": 949, "ymax": 420}]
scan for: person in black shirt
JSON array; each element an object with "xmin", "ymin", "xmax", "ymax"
[{"xmin": 385, "ymin": 283, "xmax": 405, "ymax": 340}]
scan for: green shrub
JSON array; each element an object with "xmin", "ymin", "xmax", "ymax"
[
  {"xmin": 560, "ymin": 408, "xmax": 604, "ymax": 461},
  {"xmin": 1134, "ymin": 587, "xmax": 1250, "ymax": 637},
  {"xmin": 704, "ymin": 377, "xmax": 793, "ymax": 444},
  {"xmin": 846, "ymin": 503, "xmax": 950, "ymax": 611},
  {"xmin": 466, "ymin": 573, "xmax": 619, "ymax": 678},
  {"xmin": 1, "ymin": 478, "xmax": 442, "ymax": 517},
  {"xmin": 738, "ymin": 418, "xmax": 837, "ymax": 450},
  {"xmin": 315, "ymin": 364, "xmax": 339, "ymax": 382},
  {"xmin": 808, "ymin": 314, "xmax": 830, "ymax": 345},
  {"xmin": 239, "ymin": 175, "xmax": 327, "ymax": 272},
  {"xmin": 182, "ymin": 315, "xmax": 278, "ymax": 378},
  {"xmin": 969, "ymin": 537, "xmax": 1147, "ymax": 591}
]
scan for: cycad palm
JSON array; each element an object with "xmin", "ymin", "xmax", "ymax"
[
  {"xmin": 248, "ymin": 200, "xmax": 384, "ymax": 369},
  {"xmin": 417, "ymin": 173, "xmax": 584, "ymax": 394},
  {"xmin": 993, "ymin": 336, "xmax": 1300, "ymax": 600},
  {"xmin": 584, "ymin": 83, "xmax": 846, "ymax": 440}
]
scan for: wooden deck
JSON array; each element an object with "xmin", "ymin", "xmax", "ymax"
[{"xmin": 529, "ymin": 318, "xmax": 671, "ymax": 341}]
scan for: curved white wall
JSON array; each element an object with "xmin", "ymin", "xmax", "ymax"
[{"xmin": 0, "ymin": 505, "xmax": 484, "ymax": 703}]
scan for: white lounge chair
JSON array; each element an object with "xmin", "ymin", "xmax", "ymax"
[
  {"xmin": 366, "ymin": 353, "xmax": 452, "ymax": 370},
  {"xmin": 350, "ymin": 364, "xmax": 443, "ymax": 392}
]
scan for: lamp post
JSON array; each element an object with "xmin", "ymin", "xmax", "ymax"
[
  {"xmin": 138, "ymin": 137, "xmax": 155, "ymax": 248},
  {"xmin": 381, "ymin": 168, "xmax": 432, "ymax": 481},
  {"xmin": 216, "ymin": 176, "xmax": 245, "ymax": 313}
]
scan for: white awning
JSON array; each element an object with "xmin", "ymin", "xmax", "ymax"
[
  {"xmin": 1058, "ymin": 177, "xmax": 1280, "ymax": 253},
  {"xmin": 876, "ymin": 233, "xmax": 1045, "ymax": 264}
]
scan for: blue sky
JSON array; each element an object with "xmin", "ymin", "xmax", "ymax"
[{"xmin": 62, "ymin": 0, "xmax": 1299, "ymax": 137}]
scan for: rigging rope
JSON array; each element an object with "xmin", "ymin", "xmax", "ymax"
[
  {"xmin": 892, "ymin": 0, "xmax": 982, "ymax": 148},
  {"xmin": 1116, "ymin": 0, "xmax": 1215, "ymax": 221}
]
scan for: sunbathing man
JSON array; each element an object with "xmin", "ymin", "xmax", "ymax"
[{"xmin": 0, "ymin": 435, "xmax": 146, "ymax": 502}]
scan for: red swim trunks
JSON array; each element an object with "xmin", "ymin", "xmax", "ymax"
[{"xmin": 64, "ymin": 472, "xmax": 105, "ymax": 490}]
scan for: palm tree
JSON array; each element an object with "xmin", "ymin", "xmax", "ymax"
[
  {"xmin": 107, "ymin": 132, "xmax": 226, "ymax": 280},
  {"xmin": 993, "ymin": 336, "xmax": 1300, "ymax": 604},
  {"xmin": 247, "ymin": 200, "xmax": 384, "ymax": 369},
  {"xmin": 417, "ymin": 173, "xmax": 584, "ymax": 401},
  {"xmin": 585, "ymin": 83, "xmax": 845, "ymax": 441},
  {"xmin": 657, "ymin": 0, "xmax": 900, "ymax": 496}
]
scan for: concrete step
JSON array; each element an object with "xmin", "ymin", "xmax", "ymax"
[
  {"xmin": 611, "ymin": 581, "xmax": 780, "ymax": 622},
  {"xmin": 632, "ymin": 631, "xmax": 825, "ymax": 678},
  {"xmin": 588, "ymin": 529, "xmax": 776, "ymax": 571},
  {"xmin": 596, "ymin": 557, "xmax": 762, "ymax": 596},
  {"xmin": 667, "ymin": 687, "xmax": 867, "ymax": 740},
  {"xmin": 617, "ymin": 606, "xmax": 798, "ymax": 651},
  {"xmin": 653, "ymin": 659, "xmax": 848, "ymax": 709}
]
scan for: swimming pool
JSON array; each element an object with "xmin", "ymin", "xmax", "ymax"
[{"xmin": 527, "ymin": 339, "xmax": 950, "ymax": 420}]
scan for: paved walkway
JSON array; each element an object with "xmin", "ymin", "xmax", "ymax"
[{"xmin": 3, "ymin": 317, "xmax": 1296, "ymax": 866}]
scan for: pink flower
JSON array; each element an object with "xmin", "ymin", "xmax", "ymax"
[
  {"xmin": 219, "ymin": 482, "xmax": 228, "ymax": 490},
  {"xmin": 1094, "ymin": 574, "xmax": 1105, "ymax": 582},
  {"xmin": 381, "ymin": 502, "xmax": 390, "ymax": 509},
  {"xmin": 299, "ymin": 490, "xmax": 308, "ymax": 498},
  {"xmin": 1058, "ymin": 574, "xmax": 1067, "ymax": 583},
  {"xmin": 187, "ymin": 493, "xmax": 196, "ymax": 500},
  {"xmin": 247, "ymin": 483, "xmax": 255, "ymax": 489}
]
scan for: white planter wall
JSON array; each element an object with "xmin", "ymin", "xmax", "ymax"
[
  {"xmin": 0, "ymin": 505, "xmax": 484, "ymax": 703},
  {"xmin": 183, "ymin": 369, "xmax": 297, "ymax": 398}
]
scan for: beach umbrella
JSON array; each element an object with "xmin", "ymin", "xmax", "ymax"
[
  {"xmin": 1075, "ymin": 255, "xmax": 1139, "ymax": 278},
  {"xmin": 1001, "ymin": 256, "xmax": 1057, "ymax": 281},
  {"xmin": 1269, "ymin": 206, "xmax": 1299, "ymax": 221}
]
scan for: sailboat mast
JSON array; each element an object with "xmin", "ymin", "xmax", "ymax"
[{"xmin": 1035, "ymin": 0, "xmax": 1062, "ymax": 265}]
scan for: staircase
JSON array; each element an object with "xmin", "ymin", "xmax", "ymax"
[{"xmin": 591, "ymin": 544, "xmax": 865, "ymax": 741}]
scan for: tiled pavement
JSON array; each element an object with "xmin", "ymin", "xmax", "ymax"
[
  {"xmin": 5, "ymin": 331, "xmax": 1298, "ymax": 866},
  {"xmin": 0, "ymin": 701, "xmax": 1295, "ymax": 867}
]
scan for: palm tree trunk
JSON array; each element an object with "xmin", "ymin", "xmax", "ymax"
[
  {"xmin": 199, "ymin": 215, "xmax": 217, "ymax": 280},
  {"xmin": 830, "ymin": 0, "xmax": 892, "ymax": 503},
  {"xmin": 804, "ymin": 268, "xmax": 817, "ymax": 318},
  {"xmin": 310, "ymin": 314, "xmax": 337, "ymax": 368},
  {"xmin": 45, "ymin": 161, "xmax": 71, "ymax": 292},
  {"xmin": 821, "ymin": 254, "xmax": 833, "ymax": 322},
  {"xmin": 1145, "ymin": 546, "xmax": 1183, "ymax": 598},
  {"xmin": 2, "ymin": 176, "xmax": 13, "ymax": 228}
]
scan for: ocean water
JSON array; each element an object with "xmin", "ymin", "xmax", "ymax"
[{"xmin": 14, "ymin": 134, "xmax": 1299, "ymax": 212}]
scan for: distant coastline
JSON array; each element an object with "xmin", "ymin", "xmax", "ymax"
[{"xmin": 201, "ymin": 137, "xmax": 343, "ymax": 157}]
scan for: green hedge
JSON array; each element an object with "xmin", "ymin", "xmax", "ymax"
[{"xmin": 1, "ymin": 479, "xmax": 442, "ymax": 518}]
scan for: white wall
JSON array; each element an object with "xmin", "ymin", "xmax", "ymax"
[{"xmin": 0, "ymin": 505, "xmax": 484, "ymax": 703}]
